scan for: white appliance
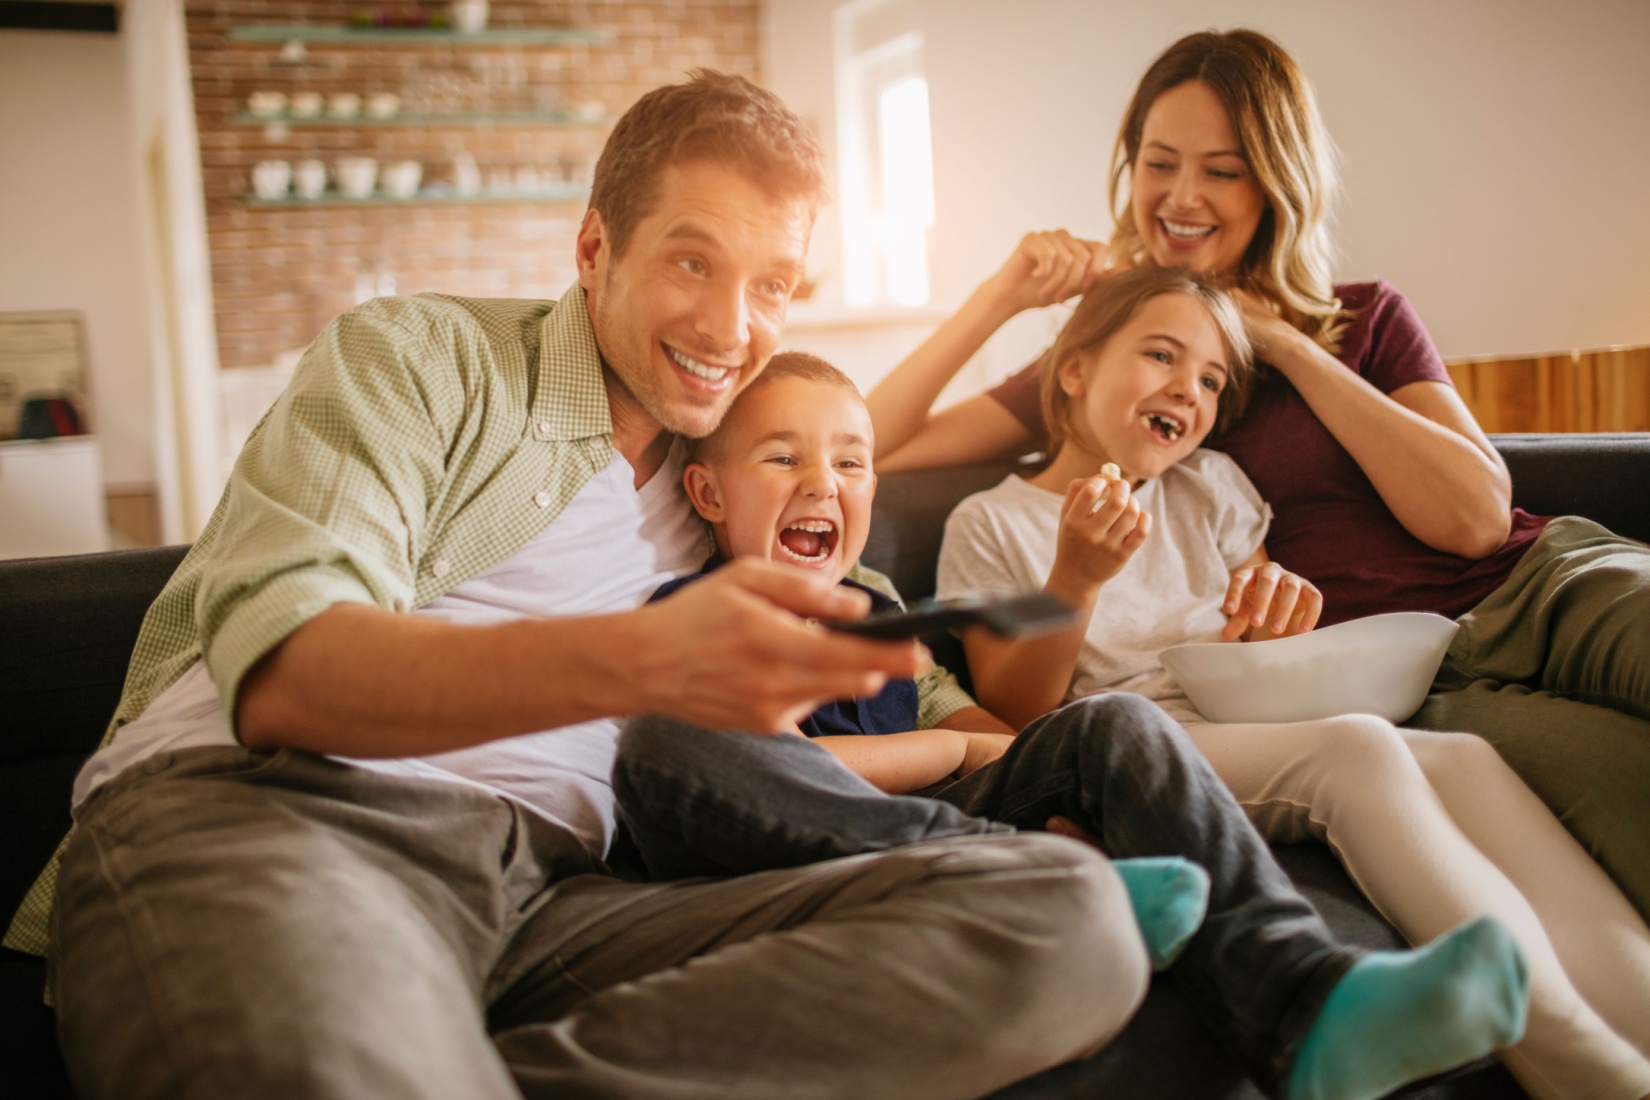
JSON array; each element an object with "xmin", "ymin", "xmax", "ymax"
[{"xmin": 0, "ymin": 436, "xmax": 110, "ymax": 559}]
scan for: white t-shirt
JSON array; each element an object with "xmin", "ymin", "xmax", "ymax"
[
  {"xmin": 936, "ymin": 449, "xmax": 1270, "ymax": 723},
  {"xmin": 72, "ymin": 441, "xmax": 709, "ymax": 858}
]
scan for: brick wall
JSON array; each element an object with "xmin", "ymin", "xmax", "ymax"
[{"xmin": 187, "ymin": 1, "xmax": 762, "ymax": 369}]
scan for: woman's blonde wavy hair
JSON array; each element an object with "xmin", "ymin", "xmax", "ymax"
[{"xmin": 1107, "ymin": 29, "xmax": 1347, "ymax": 350}]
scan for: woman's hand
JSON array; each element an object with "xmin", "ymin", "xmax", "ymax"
[
  {"xmin": 981, "ymin": 230, "xmax": 1113, "ymax": 319},
  {"xmin": 1221, "ymin": 556, "xmax": 1322, "ymax": 641},
  {"xmin": 1231, "ymin": 289, "xmax": 1305, "ymax": 368},
  {"xmin": 1048, "ymin": 473, "xmax": 1153, "ymax": 599}
]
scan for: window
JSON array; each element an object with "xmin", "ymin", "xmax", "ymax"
[{"xmin": 834, "ymin": 4, "xmax": 935, "ymax": 308}]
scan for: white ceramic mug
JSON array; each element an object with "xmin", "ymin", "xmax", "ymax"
[
  {"xmin": 382, "ymin": 160, "xmax": 423, "ymax": 199},
  {"xmin": 365, "ymin": 92, "xmax": 401, "ymax": 119},
  {"xmin": 288, "ymin": 91, "xmax": 324, "ymax": 118},
  {"xmin": 247, "ymin": 91, "xmax": 286, "ymax": 118},
  {"xmin": 293, "ymin": 159, "xmax": 328, "ymax": 200},
  {"xmin": 251, "ymin": 160, "xmax": 292, "ymax": 199},
  {"xmin": 449, "ymin": 0, "xmax": 489, "ymax": 33},
  {"xmin": 452, "ymin": 153, "xmax": 482, "ymax": 197},
  {"xmin": 327, "ymin": 92, "xmax": 362, "ymax": 119},
  {"xmin": 335, "ymin": 157, "xmax": 378, "ymax": 199}
]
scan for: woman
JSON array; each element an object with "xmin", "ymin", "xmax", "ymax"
[
  {"xmin": 866, "ymin": 28, "xmax": 1650, "ymax": 1100},
  {"xmin": 866, "ymin": 29, "xmax": 1650, "ymax": 921}
]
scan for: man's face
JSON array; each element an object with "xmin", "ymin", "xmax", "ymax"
[
  {"xmin": 578, "ymin": 161, "xmax": 814, "ymax": 439},
  {"xmin": 684, "ymin": 376, "xmax": 877, "ymax": 586}
]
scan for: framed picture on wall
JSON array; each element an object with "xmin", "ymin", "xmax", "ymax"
[{"xmin": 0, "ymin": 311, "xmax": 89, "ymax": 440}]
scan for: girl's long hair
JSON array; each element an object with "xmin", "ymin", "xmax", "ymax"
[
  {"xmin": 1106, "ymin": 29, "xmax": 1347, "ymax": 350},
  {"xmin": 1040, "ymin": 267, "xmax": 1254, "ymax": 460}
]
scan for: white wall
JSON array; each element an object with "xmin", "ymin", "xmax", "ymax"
[
  {"xmin": 122, "ymin": 0, "xmax": 223, "ymax": 542},
  {"xmin": 0, "ymin": 27, "xmax": 155, "ymax": 485},
  {"xmin": 766, "ymin": 0, "xmax": 1650, "ymax": 391}
]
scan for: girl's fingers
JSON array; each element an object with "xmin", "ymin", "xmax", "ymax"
[
  {"xmin": 1249, "ymin": 563, "xmax": 1284, "ymax": 625},
  {"xmin": 1223, "ymin": 569, "xmax": 1254, "ymax": 615},
  {"xmin": 1268, "ymin": 575, "xmax": 1302, "ymax": 633},
  {"xmin": 1297, "ymin": 585, "xmax": 1323, "ymax": 633}
]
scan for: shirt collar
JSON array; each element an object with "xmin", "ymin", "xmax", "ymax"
[{"xmin": 530, "ymin": 280, "xmax": 612, "ymax": 442}]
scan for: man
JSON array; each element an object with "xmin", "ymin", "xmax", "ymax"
[{"xmin": 11, "ymin": 71, "xmax": 1144, "ymax": 1100}]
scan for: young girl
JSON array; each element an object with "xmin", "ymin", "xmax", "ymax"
[{"xmin": 936, "ymin": 266, "xmax": 1650, "ymax": 1100}]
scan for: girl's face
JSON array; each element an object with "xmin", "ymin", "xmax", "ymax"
[
  {"xmin": 1130, "ymin": 80, "xmax": 1268, "ymax": 276},
  {"xmin": 1058, "ymin": 292, "xmax": 1231, "ymax": 482}
]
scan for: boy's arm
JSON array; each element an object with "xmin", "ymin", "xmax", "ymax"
[{"xmin": 812, "ymin": 730, "xmax": 968, "ymax": 794}]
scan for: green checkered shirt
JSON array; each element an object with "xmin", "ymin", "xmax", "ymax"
[{"xmin": 5, "ymin": 283, "xmax": 973, "ymax": 957}]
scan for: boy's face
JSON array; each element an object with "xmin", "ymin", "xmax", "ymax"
[{"xmin": 684, "ymin": 375, "xmax": 877, "ymax": 585}]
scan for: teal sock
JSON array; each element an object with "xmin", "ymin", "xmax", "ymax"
[
  {"xmin": 1287, "ymin": 916, "xmax": 1530, "ymax": 1100},
  {"xmin": 1110, "ymin": 857, "xmax": 1210, "ymax": 972}
]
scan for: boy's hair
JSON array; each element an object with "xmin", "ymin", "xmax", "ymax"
[
  {"xmin": 1040, "ymin": 266, "xmax": 1254, "ymax": 459},
  {"xmin": 590, "ymin": 70, "xmax": 829, "ymax": 259},
  {"xmin": 690, "ymin": 351, "xmax": 865, "ymax": 465}
]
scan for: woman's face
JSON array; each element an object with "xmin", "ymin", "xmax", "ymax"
[{"xmin": 1130, "ymin": 80, "xmax": 1268, "ymax": 277}]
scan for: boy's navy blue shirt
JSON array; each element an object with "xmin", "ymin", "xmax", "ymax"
[{"xmin": 649, "ymin": 558, "xmax": 920, "ymax": 738}]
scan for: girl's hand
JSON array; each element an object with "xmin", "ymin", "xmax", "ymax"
[
  {"xmin": 1049, "ymin": 472, "xmax": 1153, "ymax": 597},
  {"xmin": 1221, "ymin": 560, "xmax": 1322, "ymax": 641},
  {"xmin": 983, "ymin": 230, "xmax": 1113, "ymax": 318}
]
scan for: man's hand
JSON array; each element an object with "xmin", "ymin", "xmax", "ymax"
[
  {"xmin": 1221, "ymin": 558, "xmax": 1322, "ymax": 641},
  {"xmin": 633, "ymin": 558, "xmax": 925, "ymax": 734},
  {"xmin": 982, "ymin": 230, "xmax": 1113, "ymax": 318},
  {"xmin": 1048, "ymin": 472, "xmax": 1152, "ymax": 599}
]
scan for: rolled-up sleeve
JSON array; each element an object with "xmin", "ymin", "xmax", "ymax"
[{"xmin": 197, "ymin": 299, "xmax": 468, "ymax": 721}]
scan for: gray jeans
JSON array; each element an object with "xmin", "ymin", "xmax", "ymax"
[
  {"xmin": 51, "ymin": 746, "xmax": 1146, "ymax": 1100},
  {"xmin": 616, "ymin": 692, "xmax": 1357, "ymax": 1092}
]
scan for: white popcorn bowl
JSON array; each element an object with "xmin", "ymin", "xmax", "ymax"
[{"xmin": 1158, "ymin": 611, "xmax": 1459, "ymax": 725}]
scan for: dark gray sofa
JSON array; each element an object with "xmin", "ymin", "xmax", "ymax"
[{"xmin": 4, "ymin": 433, "xmax": 1647, "ymax": 1099}]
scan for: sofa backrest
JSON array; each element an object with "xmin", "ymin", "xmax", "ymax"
[{"xmin": 864, "ymin": 433, "xmax": 1650, "ymax": 603}]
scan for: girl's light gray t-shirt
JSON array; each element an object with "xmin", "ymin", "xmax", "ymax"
[{"xmin": 936, "ymin": 448, "xmax": 1270, "ymax": 722}]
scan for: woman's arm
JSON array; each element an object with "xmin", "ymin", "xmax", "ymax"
[
  {"xmin": 868, "ymin": 231, "xmax": 1107, "ymax": 465},
  {"xmin": 1237, "ymin": 293, "xmax": 1512, "ymax": 558},
  {"xmin": 877, "ymin": 395, "xmax": 1034, "ymax": 472}
]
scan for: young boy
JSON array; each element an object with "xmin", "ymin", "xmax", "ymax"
[{"xmin": 614, "ymin": 350, "xmax": 1530, "ymax": 1100}]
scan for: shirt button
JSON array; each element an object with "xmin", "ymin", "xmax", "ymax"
[
  {"xmin": 533, "ymin": 490, "xmax": 552, "ymax": 508},
  {"xmin": 431, "ymin": 559, "xmax": 452, "ymax": 578},
  {"xmin": 537, "ymin": 421, "xmax": 552, "ymax": 435}
]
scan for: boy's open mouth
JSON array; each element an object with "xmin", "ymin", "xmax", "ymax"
[
  {"xmin": 778, "ymin": 520, "xmax": 838, "ymax": 565},
  {"xmin": 1143, "ymin": 412, "xmax": 1186, "ymax": 442}
]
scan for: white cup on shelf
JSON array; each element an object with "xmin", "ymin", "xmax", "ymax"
[
  {"xmin": 293, "ymin": 159, "xmax": 328, "ymax": 200},
  {"xmin": 382, "ymin": 160, "xmax": 423, "ymax": 199},
  {"xmin": 327, "ymin": 92, "xmax": 361, "ymax": 119},
  {"xmin": 365, "ymin": 92, "xmax": 401, "ymax": 119},
  {"xmin": 453, "ymin": 153, "xmax": 482, "ymax": 197},
  {"xmin": 247, "ymin": 91, "xmax": 286, "ymax": 119},
  {"xmin": 288, "ymin": 91, "xmax": 324, "ymax": 118},
  {"xmin": 335, "ymin": 157, "xmax": 378, "ymax": 199},
  {"xmin": 251, "ymin": 160, "xmax": 292, "ymax": 200},
  {"xmin": 449, "ymin": 0, "xmax": 489, "ymax": 33}
]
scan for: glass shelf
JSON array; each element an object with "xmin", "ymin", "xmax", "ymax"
[
  {"xmin": 228, "ymin": 25, "xmax": 612, "ymax": 46},
  {"xmin": 234, "ymin": 109, "xmax": 606, "ymax": 128},
  {"xmin": 243, "ymin": 187, "xmax": 589, "ymax": 208}
]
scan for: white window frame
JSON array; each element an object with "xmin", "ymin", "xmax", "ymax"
[{"xmin": 833, "ymin": 5, "xmax": 936, "ymax": 309}]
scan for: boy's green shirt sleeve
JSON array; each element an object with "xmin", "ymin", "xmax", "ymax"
[{"xmin": 844, "ymin": 562, "xmax": 979, "ymax": 729}]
